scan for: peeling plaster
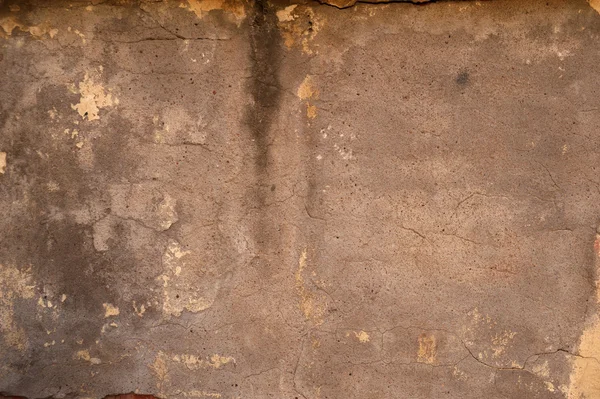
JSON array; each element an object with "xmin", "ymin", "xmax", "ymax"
[
  {"xmin": 354, "ymin": 330, "xmax": 370, "ymax": 343},
  {"xmin": 567, "ymin": 234, "xmax": 600, "ymax": 398},
  {"xmin": 172, "ymin": 353, "xmax": 235, "ymax": 369},
  {"xmin": 297, "ymin": 75, "xmax": 319, "ymax": 119},
  {"xmin": 276, "ymin": 5, "xmax": 298, "ymax": 22},
  {"xmin": 71, "ymin": 72, "xmax": 118, "ymax": 121},
  {"xmin": 103, "ymin": 303, "xmax": 120, "ymax": 318},
  {"xmin": 182, "ymin": 0, "xmax": 246, "ymax": 23},
  {"xmin": 0, "ymin": 16, "xmax": 58, "ymax": 38},
  {"xmin": 277, "ymin": 6, "xmax": 323, "ymax": 54}
]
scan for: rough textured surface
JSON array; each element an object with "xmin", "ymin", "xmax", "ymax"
[{"xmin": 1, "ymin": 0, "xmax": 600, "ymax": 398}]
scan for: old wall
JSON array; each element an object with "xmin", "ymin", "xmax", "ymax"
[{"xmin": 1, "ymin": 0, "xmax": 600, "ymax": 398}]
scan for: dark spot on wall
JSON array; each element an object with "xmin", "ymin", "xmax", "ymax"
[{"xmin": 456, "ymin": 70, "xmax": 469, "ymax": 85}]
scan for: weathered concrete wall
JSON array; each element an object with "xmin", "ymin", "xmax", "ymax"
[{"xmin": 1, "ymin": 0, "xmax": 600, "ymax": 398}]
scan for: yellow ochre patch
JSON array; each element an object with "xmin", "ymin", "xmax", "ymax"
[{"xmin": 417, "ymin": 333, "xmax": 436, "ymax": 364}]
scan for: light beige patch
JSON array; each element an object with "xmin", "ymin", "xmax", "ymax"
[
  {"xmin": 417, "ymin": 333, "xmax": 437, "ymax": 364},
  {"xmin": 306, "ymin": 103, "xmax": 317, "ymax": 119},
  {"xmin": 297, "ymin": 75, "xmax": 318, "ymax": 100},
  {"xmin": 71, "ymin": 72, "xmax": 117, "ymax": 121},
  {"xmin": 0, "ymin": 152, "xmax": 6, "ymax": 174},
  {"xmin": 150, "ymin": 351, "xmax": 169, "ymax": 394},
  {"xmin": 295, "ymin": 248, "xmax": 326, "ymax": 325},
  {"xmin": 589, "ymin": 0, "xmax": 600, "ymax": 14},
  {"xmin": 452, "ymin": 365, "xmax": 468, "ymax": 381},
  {"xmin": 491, "ymin": 330, "xmax": 517, "ymax": 358},
  {"xmin": 567, "ymin": 233, "xmax": 600, "ymax": 398},
  {"xmin": 209, "ymin": 354, "xmax": 234, "ymax": 368},
  {"xmin": 67, "ymin": 27, "xmax": 85, "ymax": 43},
  {"xmin": 160, "ymin": 240, "xmax": 216, "ymax": 317},
  {"xmin": 277, "ymin": 6, "xmax": 322, "ymax": 54},
  {"xmin": 0, "ymin": 17, "xmax": 20, "ymax": 36},
  {"xmin": 333, "ymin": 143, "xmax": 353, "ymax": 160},
  {"xmin": 277, "ymin": 5, "xmax": 297, "ymax": 22},
  {"xmin": 297, "ymin": 76, "xmax": 319, "ymax": 120},
  {"xmin": 37, "ymin": 297, "xmax": 54, "ymax": 308},
  {"xmin": 568, "ymin": 314, "xmax": 600, "ymax": 398},
  {"xmin": 354, "ymin": 330, "xmax": 370, "ymax": 343},
  {"xmin": 172, "ymin": 353, "xmax": 235, "ymax": 370},
  {"xmin": 48, "ymin": 108, "xmax": 57, "ymax": 120},
  {"xmin": 103, "ymin": 303, "xmax": 120, "ymax": 318},
  {"xmin": 133, "ymin": 301, "xmax": 146, "ymax": 317},
  {"xmin": 28, "ymin": 25, "xmax": 58, "ymax": 38},
  {"xmin": 182, "ymin": 0, "xmax": 246, "ymax": 23},
  {"xmin": 461, "ymin": 308, "xmax": 517, "ymax": 365},
  {"xmin": 75, "ymin": 349, "xmax": 101, "ymax": 365},
  {"xmin": 0, "ymin": 17, "xmax": 57, "ymax": 38},
  {"xmin": 532, "ymin": 360, "xmax": 550, "ymax": 379}
]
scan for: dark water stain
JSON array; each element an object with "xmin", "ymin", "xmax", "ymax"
[
  {"xmin": 245, "ymin": 0, "xmax": 282, "ymax": 175},
  {"xmin": 242, "ymin": 0, "xmax": 284, "ymax": 261},
  {"xmin": 0, "ymin": 83, "xmax": 155, "ymax": 386}
]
